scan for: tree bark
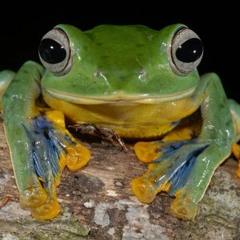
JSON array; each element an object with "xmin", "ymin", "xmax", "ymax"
[{"xmin": 1, "ymin": 117, "xmax": 240, "ymax": 240}]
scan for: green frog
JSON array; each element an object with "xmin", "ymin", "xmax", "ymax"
[{"xmin": 1, "ymin": 23, "xmax": 240, "ymax": 221}]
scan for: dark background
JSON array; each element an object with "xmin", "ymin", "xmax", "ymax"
[{"xmin": 0, "ymin": 9, "xmax": 239, "ymax": 102}]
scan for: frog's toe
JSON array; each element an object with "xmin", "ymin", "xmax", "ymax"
[
  {"xmin": 31, "ymin": 196, "xmax": 60, "ymax": 220},
  {"xmin": 20, "ymin": 183, "xmax": 60, "ymax": 220},
  {"xmin": 170, "ymin": 191, "xmax": 198, "ymax": 220},
  {"xmin": 131, "ymin": 177, "xmax": 159, "ymax": 203},
  {"xmin": 65, "ymin": 144, "xmax": 91, "ymax": 171},
  {"xmin": 19, "ymin": 184, "xmax": 48, "ymax": 209},
  {"xmin": 134, "ymin": 141, "xmax": 162, "ymax": 162}
]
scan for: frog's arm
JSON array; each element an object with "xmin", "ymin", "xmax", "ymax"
[
  {"xmin": 1, "ymin": 61, "xmax": 90, "ymax": 220},
  {"xmin": 132, "ymin": 72, "xmax": 235, "ymax": 220},
  {"xmin": 0, "ymin": 70, "xmax": 15, "ymax": 110}
]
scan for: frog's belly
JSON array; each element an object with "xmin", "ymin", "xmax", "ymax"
[{"xmin": 43, "ymin": 95, "xmax": 200, "ymax": 139}]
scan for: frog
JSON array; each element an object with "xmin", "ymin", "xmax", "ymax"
[{"xmin": 1, "ymin": 23, "xmax": 240, "ymax": 221}]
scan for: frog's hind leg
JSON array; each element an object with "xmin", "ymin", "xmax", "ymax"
[
  {"xmin": 132, "ymin": 73, "xmax": 235, "ymax": 221},
  {"xmin": 229, "ymin": 99, "xmax": 240, "ymax": 177}
]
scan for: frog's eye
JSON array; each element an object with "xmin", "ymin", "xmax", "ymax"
[
  {"xmin": 38, "ymin": 28, "xmax": 72, "ymax": 74},
  {"xmin": 170, "ymin": 27, "xmax": 203, "ymax": 75}
]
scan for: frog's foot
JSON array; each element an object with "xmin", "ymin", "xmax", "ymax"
[
  {"xmin": 231, "ymin": 142, "xmax": 240, "ymax": 178},
  {"xmin": 20, "ymin": 114, "xmax": 90, "ymax": 220},
  {"xmin": 131, "ymin": 139, "xmax": 209, "ymax": 220}
]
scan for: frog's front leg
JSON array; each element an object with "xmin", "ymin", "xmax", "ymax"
[
  {"xmin": 0, "ymin": 70, "xmax": 15, "ymax": 108},
  {"xmin": 1, "ymin": 61, "xmax": 90, "ymax": 220},
  {"xmin": 131, "ymin": 73, "xmax": 235, "ymax": 220}
]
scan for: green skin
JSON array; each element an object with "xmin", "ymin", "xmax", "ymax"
[{"xmin": 0, "ymin": 23, "xmax": 240, "ymax": 220}]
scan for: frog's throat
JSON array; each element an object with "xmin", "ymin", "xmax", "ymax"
[{"xmin": 43, "ymin": 87, "xmax": 196, "ymax": 105}]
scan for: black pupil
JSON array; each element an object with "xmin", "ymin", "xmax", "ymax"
[
  {"xmin": 38, "ymin": 38, "xmax": 66, "ymax": 64},
  {"xmin": 176, "ymin": 38, "xmax": 203, "ymax": 63}
]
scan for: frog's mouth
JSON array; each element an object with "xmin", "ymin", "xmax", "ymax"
[{"xmin": 43, "ymin": 87, "xmax": 196, "ymax": 105}]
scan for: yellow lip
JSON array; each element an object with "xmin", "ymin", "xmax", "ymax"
[{"xmin": 44, "ymin": 87, "xmax": 196, "ymax": 105}]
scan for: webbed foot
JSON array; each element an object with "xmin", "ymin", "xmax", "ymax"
[
  {"xmin": 17, "ymin": 111, "xmax": 90, "ymax": 220},
  {"xmin": 131, "ymin": 139, "xmax": 211, "ymax": 220}
]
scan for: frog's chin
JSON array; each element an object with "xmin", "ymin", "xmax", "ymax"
[{"xmin": 43, "ymin": 87, "xmax": 195, "ymax": 105}]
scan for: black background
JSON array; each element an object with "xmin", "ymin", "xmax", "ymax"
[{"xmin": 0, "ymin": 8, "xmax": 239, "ymax": 102}]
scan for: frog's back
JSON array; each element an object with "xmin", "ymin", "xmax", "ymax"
[
  {"xmin": 85, "ymin": 24, "xmax": 158, "ymax": 43},
  {"xmin": 84, "ymin": 25, "xmax": 157, "ymax": 58}
]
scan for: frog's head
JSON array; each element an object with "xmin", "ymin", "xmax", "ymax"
[{"xmin": 39, "ymin": 23, "xmax": 203, "ymax": 104}]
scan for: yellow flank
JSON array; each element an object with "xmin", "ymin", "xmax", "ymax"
[{"xmin": 43, "ymin": 92, "xmax": 200, "ymax": 139}]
